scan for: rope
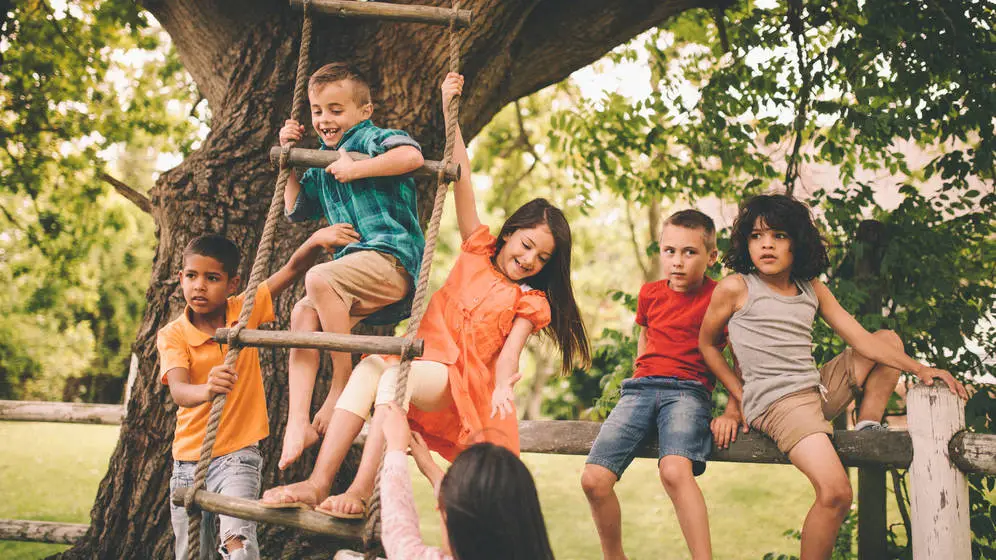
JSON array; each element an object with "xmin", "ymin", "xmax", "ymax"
[
  {"xmin": 363, "ymin": 3, "xmax": 461, "ymax": 557},
  {"xmin": 183, "ymin": 4, "xmax": 314, "ymax": 558}
]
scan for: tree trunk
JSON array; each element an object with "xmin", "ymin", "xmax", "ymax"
[{"xmin": 61, "ymin": 1, "xmax": 704, "ymax": 557}]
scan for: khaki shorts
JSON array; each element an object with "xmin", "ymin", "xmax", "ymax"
[
  {"xmin": 751, "ymin": 349, "xmax": 861, "ymax": 453},
  {"xmin": 297, "ymin": 251, "xmax": 409, "ymax": 320}
]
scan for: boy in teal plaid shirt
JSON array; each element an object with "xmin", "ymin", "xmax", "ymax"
[{"xmin": 277, "ymin": 62, "xmax": 425, "ymax": 470}]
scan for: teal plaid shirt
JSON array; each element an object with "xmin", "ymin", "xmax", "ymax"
[{"xmin": 286, "ymin": 119, "xmax": 425, "ymax": 288}]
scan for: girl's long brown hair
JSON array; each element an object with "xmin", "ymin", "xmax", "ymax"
[{"xmin": 494, "ymin": 198, "xmax": 591, "ymax": 374}]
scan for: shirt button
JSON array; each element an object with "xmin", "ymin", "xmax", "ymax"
[{"xmin": 473, "ymin": 297, "xmax": 480, "ymax": 303}]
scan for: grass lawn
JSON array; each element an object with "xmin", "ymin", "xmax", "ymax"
[{"xmin": 1, "ymin": 421, "xmax": 912, "ymax": 559}]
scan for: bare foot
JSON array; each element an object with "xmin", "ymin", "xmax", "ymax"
[
  {"xmin": 315, "ymin": 490, "xmax": 369, "ymax": 519},
  {"xmin": 279, "ymin": 420, "xmax": 320, "ymax": 470},
  {"xmin": 259, "ymin": 480, "xmax": 325, "ymax": 509},
  {"xmin": 312, "ymin": 390, "xmax": 341, "ymax": 435}
]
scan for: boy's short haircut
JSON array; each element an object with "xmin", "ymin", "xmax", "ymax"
[
  {"xmin": 662, "ymin": 209, "xmax": 717, "ymax": 251},
  {"xmin": 308, "ymin": 62, "xmax": 372, "ymax": 107},
  {"xmin": 183, "ymin": 235, "xmax": 241, "ymax": 278}
]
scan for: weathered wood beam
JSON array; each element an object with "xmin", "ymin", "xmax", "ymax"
[
  {"xmin": 213, "ymin": 328, "xmax": 423, "ymax": 357},
  {"xmin": 518, "ymin": 420, "xmax": 916, "ymax": 468},
  {"xmin": 909, "ymin": 384, "xmax": 971, "ymax": 559},
  {"xmin": 171, "ymin": 488, "xmax": 364, "ymax": 540},
  {"xmin": 289, "ymin": 0, "xmax": 472, "ymax": 28},
  {"xmin": 0, "ymin": 400, "xmax": 124, "ymax": 425},
  {"xmin": 268, "ymin": 146, "xmax": 460, "ymax": 182},
  {"xmin": 0, "ymin": 519, "xmax": 88, "ymax": 544},
  {"xmin": 948, "ymin": 431, "xmax": 996, "ymax": 475}
]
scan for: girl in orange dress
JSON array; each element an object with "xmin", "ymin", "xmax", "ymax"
[{"xmin": 260, "ymin": 72, "xmax": 590, "ymax": 519}]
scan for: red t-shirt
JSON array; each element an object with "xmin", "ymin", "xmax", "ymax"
[{"xmin": 633, "ymin": 277, "xmax": 722, "ymax": 391}]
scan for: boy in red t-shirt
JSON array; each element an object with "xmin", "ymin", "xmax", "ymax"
[{"xmin": 581, "ymin": 209, "xmax": 724, "ymax": 560}]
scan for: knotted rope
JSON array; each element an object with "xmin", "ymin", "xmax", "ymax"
[
  {"xmin": 363, "ymin": 3, "xmax": 462, "ymax": 557},
  {"xmin": 182, "ymin": 4, "xmax": 314, "ymax": 559}
]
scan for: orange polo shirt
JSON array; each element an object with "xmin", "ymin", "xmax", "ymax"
[{"xmin": 157, "ymin": 282, "xmax": 273, "ymax": 461}]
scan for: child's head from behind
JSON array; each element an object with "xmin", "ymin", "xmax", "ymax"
[
  {"xmin": 439, "ymin": 443, "xmax": 554, "ymax": 560},
  {"xmin": 659, "ymin": 209, "xmax": 718, "ymax": 292},
  {"xmin": 180, "ymin": 235, "xmax": 241, "ymax": 315},
  {"xmin": 724, "ymin": 194, "xmax": 829, "ymax": 281},
  {"xmin": 494, "ymin": 198, "xmax": 590, "ymax": 375},
  {"xmin": 308, "ymin": 62, "xmax": 373, "ymax": 147}
]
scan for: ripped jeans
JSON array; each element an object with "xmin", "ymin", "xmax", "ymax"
[{"xmin": 170, "ymin": 445, "xmax": 262, "ymax": 560}]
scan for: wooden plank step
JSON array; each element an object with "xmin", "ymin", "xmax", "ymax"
[
  {"xmin": 171, "ymin": 488, "xmax": 365, "ymax": 541},
  {"xmin": 289, "ymin": 0, "xmax": 472, "ymax": 28},
  {"xmin": 269, "ymin": 146, "xmax": 460, "ymax": 182},
  {"xmin": 213, "ymin": 328, "xmax": 423, "ymax": 357},
  {"xmin": 0, "ymin": 519, "xmax": 88, "ymax": 544},
  {"xmin": 0, "ymin": 400, "xmax": 124, "ymax": 425}
]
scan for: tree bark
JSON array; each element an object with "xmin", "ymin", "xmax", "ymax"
[{"xmin": 61, "ymin": 1, "xmax": 705, "ymax": 557}]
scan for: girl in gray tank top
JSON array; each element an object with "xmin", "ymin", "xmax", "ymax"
[
  {"xmin": 699, "ymin": 194, "xmax": 966, "ymax": 560},
  {"xmin": 728, "ymin": 273, "xmax": 823, "ymax": 424}
]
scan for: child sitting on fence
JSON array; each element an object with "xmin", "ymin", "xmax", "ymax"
[
  {"xmin": 259, "ymin": 71, "xmax": 591, "ymax": 518},
  {"xmin": 278, "ymin": 62, "xmax": 426, "ymax": 470},
  {"xmin": 158, "ymin": 229, "xmax": 348, "ymax": 559},
  {"xmin": 699, "ymin": 193, "xmax": 967, "ymax": 560},
  {"xmin": 378, "ymin": 401, "xmax": 556, "ymax": 560},
  {"xmin": 582, "ymin": 209, "xmax": 723, "ymax": 560}
]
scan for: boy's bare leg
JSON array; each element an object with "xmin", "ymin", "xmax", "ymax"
[
  {"xmin": 280, "ymin": 301, "xmax": 322, "ymax": 470},
  {"xmin": 789, "ymin": 433, "xmax": 853, "ymax": 560},
  {"xmin": 658, "ymin": 456, "xmax": 712, "ymax": 560},
  {"xmin": 261, "ymin": 408, "xmax": 366, "ymax": 506},
  {"xmin": 317, "ymin": 402, "xmax": 391, "ymax": 516},
  {"xmin": 581, "ymin": 464, "xmax": 627, "ymax": 560},
  {"xmin": 305, "ymin": 271, "xmax": 355, "ymax": 434},
  {"xmin": 851, "ymin": 330, "xmax": 903, "ymax": 424}
]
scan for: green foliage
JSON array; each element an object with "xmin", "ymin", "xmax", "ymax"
[
  {"xmin": 0, "ymin": 1, "xmax": 201, "ymax": 400},
  {"xmin": 546, "ymin": 0, "xmax": 995, "ymax": 554}
]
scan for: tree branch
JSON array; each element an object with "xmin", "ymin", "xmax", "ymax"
[
  {"xmin": 624, "ymin": 199, "xmax": 650, "ymax": 280},
  {"xmin": 101, "ymin": 173, "xmax": 152, "ymax": 214},
  {"xmin": 784, "ymin": 0, "xmax": 812, "ymax": 196}
]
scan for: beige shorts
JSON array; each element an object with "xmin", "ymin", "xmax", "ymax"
[
  {"xmin": 297, "ymin": 251, "xmax": 409, "ymax": 319},
  {"xmin": 335, "ymin": 355, "xmax": 452, "ymax": 420},
  {"xmin": 751, "ymin": 349, "xmax": 861, "ymax": 453}
]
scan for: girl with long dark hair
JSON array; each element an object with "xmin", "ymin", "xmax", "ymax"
[{"xmin": 260, "ymin": 73, "xmax": 590, "ymax": 519}]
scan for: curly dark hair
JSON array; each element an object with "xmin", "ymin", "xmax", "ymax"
[{"xmin": 723, "ymin": 194, "xmax": 829, "ymax": 281}]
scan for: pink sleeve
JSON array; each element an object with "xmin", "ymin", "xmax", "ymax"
[
  {"xmin": 459, "ymin": 224, "xmax": 496, "ymax": 256},
  {"xmin": 380, "ymin": 451, "xmax": 452, "ymax": 560},
  {"xmin": 515, "ymin": 291, "xmax": 551, "ymax": 333}
]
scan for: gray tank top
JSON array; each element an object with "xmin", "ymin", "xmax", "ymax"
[{"xmin": 729, "ymin": 273, "xmax": 821, "ymax": 423}]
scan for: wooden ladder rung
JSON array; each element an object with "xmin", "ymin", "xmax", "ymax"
[
  {"xmin": 213, "ymin": 328, "xmax": 423, "ymax": 357},
  {"xmin": 171, "ymin": 488, "xmax": 365, "ymax": 541},
  {"xmin": 289, "ymin": 0, "xmax": 472, "ymax": 28},
  {"xmin": 270, "ymin": 146, "xmax": 460, "ymax": 182}
]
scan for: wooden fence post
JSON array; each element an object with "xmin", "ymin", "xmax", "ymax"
[{"xmin": 908, "ymin": 383, "xmax": 971, "ymax": 559}]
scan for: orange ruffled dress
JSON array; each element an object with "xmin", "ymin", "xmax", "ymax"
[{"xmin": 407, "ymin": 224, "xmax": 551, "ymax": 461}]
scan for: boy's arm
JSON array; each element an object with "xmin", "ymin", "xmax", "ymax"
[
  {"xmin": 165, "ymin": 365, "xmax": 237, "ymax": 408},
  {"xmin": 698, "ymin": 276, "xmax": 745, "ymax": 402},
  {"xmin": 636, "ymin": 326, "xmax": 648, "ymax": 358},
  {"xmin": 813, "ymin": 280, "xmax": 967, "ymax": 398},
  {"xmin": 325, "ymin": 145, "xmax": 424, "ymax": 183},
  {"xmin": 265, "ymin": 225, "xmax": 361, "ymax": 297},
  {"xmin": 279, "ymin": 119, "xmax": 306, "ymax": 214}
]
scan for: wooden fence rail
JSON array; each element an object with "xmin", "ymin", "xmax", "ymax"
[{"xmin": 2, "ymin": 385, "xmax": 994, "ymax": 559}]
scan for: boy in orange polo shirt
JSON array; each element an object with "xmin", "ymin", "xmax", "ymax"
[{"xmin": 158, "ymin": 226, "xmax": 357, "ymax": 560}]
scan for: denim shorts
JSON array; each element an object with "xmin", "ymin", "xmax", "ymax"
[
  {"xmin": 586, "ymin": 377, "xmax": 712, "ymax": 478},
  {"xmin": 170, "ymin": 445, "xmax": 263, "ymax": 560}
]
